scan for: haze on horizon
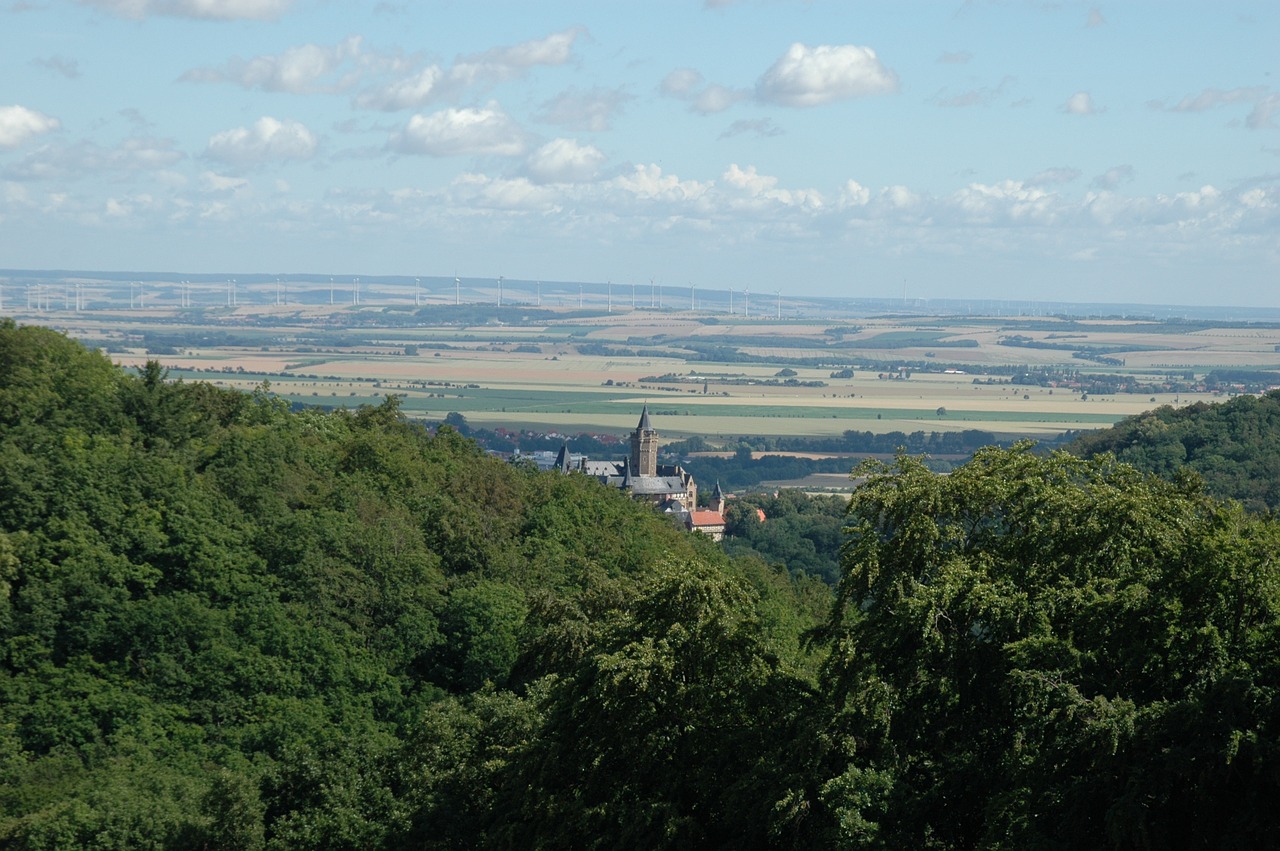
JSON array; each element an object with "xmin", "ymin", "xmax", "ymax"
[{"xmin": 1, "ymin": 1, "xmax": 1277, "ymax": 308}]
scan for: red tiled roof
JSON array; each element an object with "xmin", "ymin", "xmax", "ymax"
[{"xmin": 689, "ymin": 510, "xmax": 725, "ymax": 527}]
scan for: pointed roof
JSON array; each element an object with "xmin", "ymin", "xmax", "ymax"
[
  {"xmin": 621, "ymin": 457, "xmax": 632, "ymax": 488},
  {"xmin": 712, "ymin": 481, "xmax": 724, "ymax": 500},
  {"xmin": 637, "ymin": 403, "xmax": 652, "ymax": 432},
  {"xmin": 554, "ymin": 443, "xmax": 571, "ymax": 474}
]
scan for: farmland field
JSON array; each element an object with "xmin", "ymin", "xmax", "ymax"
[{"xmin": 16, "ymin": 294, "xmax": 1280, "ymax": 445}]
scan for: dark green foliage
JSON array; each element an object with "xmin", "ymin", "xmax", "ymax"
[
  {"xmin": 1069, "ymin": 390, "xmax": 1280, "ymax": 512},
  {"xmin": 816, "ymin": 446, "xmax": 1280, "ymax": 847},
  {"xmin": 0, "ymin": 323, "xmax": 824, "ymax": 848},
  {"xmin": 414, "ymin": 560, "xmax": 827, "ymax": 850},
  {"xmin": 723, "ymin": 489, "xmax": 849, "ymax": 584}
]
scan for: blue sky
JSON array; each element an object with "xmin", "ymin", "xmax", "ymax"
[{"xmin": 2, "ymin": 1, "xmax": 1277, "ymax": 307}]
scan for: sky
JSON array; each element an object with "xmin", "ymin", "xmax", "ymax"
[{"xmin": 1, "ymin": 1, "xmax": 1277, "ymax": 308}]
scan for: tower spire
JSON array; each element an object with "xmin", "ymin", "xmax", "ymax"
[{"xmin": 631, "ymin": 404, "xmax": 658, "ymax": 477}]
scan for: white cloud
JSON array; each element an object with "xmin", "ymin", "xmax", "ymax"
[
  {"xmin": 200, "ymin": 171, "xmax": 250, "ymax": 192},
  {"xmin": 660, "ymin": 68, "xmax": 747, "ymax": 115},
  {"xmin": 839, "ymin": 180, "xmax": 871, "ymax": 207},
  {"xmin": 357, "ymin": 28, "xmax": 582, "ymax": 111},
  {"xmin": 1062, "ymin": 91, "xmax": 1100, "ymax": 115},
  {"xmin": 534, "ymin": 87, "xmax": 633, "ymax": 132},
  {"xmin": 719, "ymin": 118, "xmax": 783, "ymax": 140},
  {"xmin": 1092, "ymin": 164, "xmax": 1134, "ymax": 189},
  {"xmin": 1027, "ymin": 167, "xmax": 1081, "ymax": 186},
  {"xmin": 1165, "ymin": 87, "xmax": 1279, "ymax": 129},
  {"xmin": 1239, "ymin": 187, "xmax": 1273, "ymax": 210},
  {"xmin": 31, "ymin": 56, "xmax": 81, "ymax": 79},
  {"xmin": 661, "ymin": 68, "xmax": 703, "ymax": 97},
  {"xmin": 605, "ymin": 164, "xmax": 709, "ymax": 204},
  {"xmin": 756, "ymin": 43, "xmax": 899, "ymax": 107},
  {"xmin": 933, "ymin": 77, "xmax": 1015, "ymax": 109},
  {"xmin": 204, "ymin": 117, "xmax": 317, "ymax": 166},
  {"xmin": 447, "ymin": 172, "xmax": 557, "ymax": 212},
  {"xmin": 525, "ymin": 138, "xmax": 605, "ymax": 184},
  {"xmin": 694, "ymin": 84, "xmax": 747, "ymax": 115},
  {"xmin": 948, "ymin": 180, "xmax": 1057, "ymax": 224},
  {"xmin": 457, "ymin": 27, "xmax": 581, "ymax": 78},
  {"xmin": 354, "ymin": 65, "xmax": 445, "ymax": 111},
  {"xmin": 0, "ymin": 105, "xmax": 60, "ymax": 149},
  {"xmin": 4, "ymin": 136, "xmax": 183, "ymax": 181},
  {"xmin": 183, "ymin": 37, "xmax": 363, "ymax": 94},
  {"xmin": 77, "ymin": 0, "xmax": 294, "ymax": 20},
  {"xmin": 721, "ymin": 164, "xmax": 823, "ymax": 209},
  {"xmin": 1169, "ymin": 86, "xmax": 1264, "ymax": 113},
  {"xmin": 1249, "ymin": 94, "xmax": 1280, "ymax": 129},
  {"xmin": 879, "ymin": 185, "xmax": 919, "ymax": 210},
  {"xmin": 388, "ymin": 106, "xmax": 525, "ymax": 157}
]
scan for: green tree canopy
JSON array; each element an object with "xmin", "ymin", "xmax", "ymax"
[{"xmin": 817, "ymin": 445, "xmax": 1280, "ymax": 847}]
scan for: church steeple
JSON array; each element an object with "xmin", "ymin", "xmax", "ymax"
[
  {"xmin": 630, "ymin": 403, "xmax": 658, "ymax": 477},
  {"xmin": 711, "ymin": 481, "xmax": 726, "ymax": 514}
]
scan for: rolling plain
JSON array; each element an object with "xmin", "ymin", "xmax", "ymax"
[{"xmin": 21, "ymin": 283, "xmax": 1279, "ymax": 449}]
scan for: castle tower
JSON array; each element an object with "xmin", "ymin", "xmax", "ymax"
[
  {"xmin": 554, "ymin": 443, "xmax": 571, "ymax": 474},
  {"xmin": 630, "ymin": 404, "xmax": 659, "ymax": 477},
  {"xmin": 711, "ymin": 481, "xmax": 726, "ymax": 515}
]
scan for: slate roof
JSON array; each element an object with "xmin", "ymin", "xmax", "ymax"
[
  {"xmin": 582, "ymin": 460, "xmax": 625, "ymax": 477},
  {"xmin": 598, "ymin": 474, "xmax": 688, "ymax": 496}
]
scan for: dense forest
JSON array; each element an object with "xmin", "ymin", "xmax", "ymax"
[
  {"xmin": 1067, "ymin": 390, "xmax": 1280, "ymax": 513},
  {"xmin": 720, "ymin": 490, "xmax": 849, "ymax": 586},
  {"xmin": 3, "ymin": 321, "xmax": 1280, "ymax": 848}
]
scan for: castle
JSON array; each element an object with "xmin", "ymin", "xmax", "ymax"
[{"xmin": 553, "ymin": 405, "xmax": 728, "ymax": 539}]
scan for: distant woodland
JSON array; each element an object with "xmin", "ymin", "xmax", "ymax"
[
  {"xmin": 1068, "ymin": 390, "xmax": 1280, "ymax": 513},
  {"xmin": 3, "ymin": 320, "xmax": 1280, "ymax": 849}
]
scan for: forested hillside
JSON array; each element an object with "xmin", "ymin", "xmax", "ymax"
[
  {"xmin": 1068, "ymin": 390, "xmax": 1280, "ymax": 512},
  {"xmin": 3, "ymin": 321, "xmax": 1280, "ymax": 848},
  {"xmin": 0, "ymin": 321, "xmax": 826, "ymax": 847}
]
